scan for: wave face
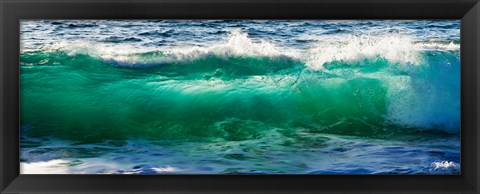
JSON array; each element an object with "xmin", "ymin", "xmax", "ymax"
[
  {"xmin": 20, "ymin": 20, "xmax": 460, "ymax": 174},
  {"xmin": 20, "ymin": 36, "xmax": 460, "ymax": 141}
]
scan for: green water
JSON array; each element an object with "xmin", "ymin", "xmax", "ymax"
[{"xmin": 20, "ymin": 50, "xmax": 459, "ymax": 143}]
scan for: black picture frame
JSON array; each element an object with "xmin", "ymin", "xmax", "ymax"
[{"xmin": 1, "ymin": 0, "xmax": 479, "ymax": 193}]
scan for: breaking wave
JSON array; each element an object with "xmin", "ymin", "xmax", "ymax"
[{"xmin": 20, "ymin": 30, "xmax": 460, "ymax": 142}]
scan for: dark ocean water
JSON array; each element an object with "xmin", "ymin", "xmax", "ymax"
[{"xmin": 20, "ymin": 20, "xmax": 460, "ymax": 174}]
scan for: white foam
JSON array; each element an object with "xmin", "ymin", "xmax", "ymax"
[
  {"xmin": 432, "ymin": 161, "xmax": 459, "ymax": 171},
  {"xmin": 26, "ymin": 30, "xmax": 297, "ymax": 67},
  {"xmin": 20, "ymin": 159, "xmax": 70, "ymax": 174},
  {"xmin": 134, "ymin": 29, "xmax": 297, "ymax": 64},
  {"xmin": 195, "ymin": 29, "xmax": 287, "ymax": 57},
  {"xmin": 152, "ymin": 166, "xmax": 179, "ymax": 173},
  {"xmin": 304, "ymin": 34, "xmax": 421, "ymax": 70},
  {"xmin": 23, "ymin": 30, "xmax": 459, "ymax": 69}
]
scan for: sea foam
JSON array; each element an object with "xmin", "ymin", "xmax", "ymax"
[{"xmin": 23, "ymin": 30, "xmax": 459, "ymax": 70}]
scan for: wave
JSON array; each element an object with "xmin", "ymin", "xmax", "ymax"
[
  {"xmin": 19, "ymin": 31, "xmax": 460, "ymax": 142},
  {"xmin": 22, "ymin": 30, "xmax": 459, "ymax": 70}
]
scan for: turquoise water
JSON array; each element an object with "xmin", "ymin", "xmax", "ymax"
[{"xmin": 20, "ymin": 20, "xmax": 460, "ymax": 174}]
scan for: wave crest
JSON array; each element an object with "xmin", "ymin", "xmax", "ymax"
[
  {"xmin": 304, "ymin": 35, "xmax": 420, "ymax": 70},
  {"xmin": 23, "ymin": 30, "xmax": 459, "ymax": 70}
]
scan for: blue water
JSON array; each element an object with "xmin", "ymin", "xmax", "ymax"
[{"xmin": 19, "ymin": 20, "xmax": 460, "ymax": 174}]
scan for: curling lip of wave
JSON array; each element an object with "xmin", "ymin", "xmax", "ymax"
[{"xmin": 22, "ymin": 31, "xmax": 460, "ymax": 69}]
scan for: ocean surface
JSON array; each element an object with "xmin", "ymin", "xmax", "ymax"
[{"xmin": 20, "ymin": 20, "xmax": 460, "ymax": 174}]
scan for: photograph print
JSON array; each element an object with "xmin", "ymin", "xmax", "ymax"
[{"xmin": 20, "ymin": 20, "xmax": 460, "ymax": 174}]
